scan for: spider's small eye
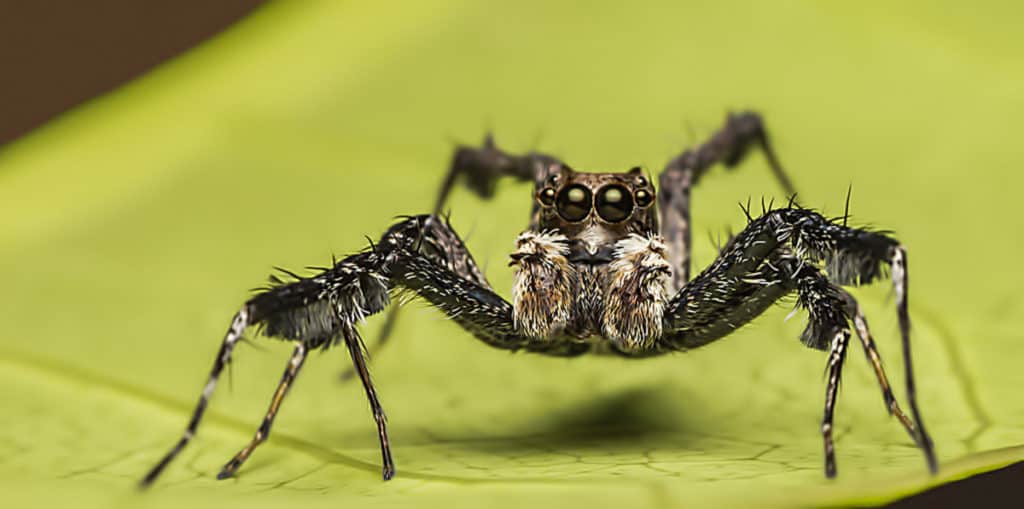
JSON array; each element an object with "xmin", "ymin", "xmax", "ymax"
[
  {"xmin": 556, "ymin": 184, "xmax": 592, "ymax": 222},
  {"xmin": 546, "ymin": 175, "xmax": 559, "ymax": 186},
  {"xmin": 635, "ymin": 176, "xmax": 648, "ymax": 187},
  {"xmin": 596, "ymin": 184, "xmax": 634, "ymax": 223},
  {"xmin": 538, "ymin": 187, "xmax": 556, "ymax": 206},
  {"xmin": 635, "ymin": 189, "xmax": 653, "ymax": 207}
]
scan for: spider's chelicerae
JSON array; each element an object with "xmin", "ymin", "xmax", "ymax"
[{"xmin": 141, "ymin": 112, "xmax": 937, "ymax": 487}]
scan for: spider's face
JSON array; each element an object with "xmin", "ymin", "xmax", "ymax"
[{"xmin": 534, "ymin": 165, "xmax": 658, "ymax": 263}]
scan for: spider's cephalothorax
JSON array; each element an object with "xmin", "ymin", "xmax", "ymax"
[{"xmin": 141, "ymin": 112, "xmax": 938, "ymax": 488}]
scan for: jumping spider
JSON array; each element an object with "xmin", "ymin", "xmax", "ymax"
[{"xmin": 141, "ymin": 112, "xmax": 937, "ymax": 486}]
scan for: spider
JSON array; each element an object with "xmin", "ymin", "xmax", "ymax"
[{"xmin": 140, "ymin": 112, "xmax": 937, "ymax": 487}]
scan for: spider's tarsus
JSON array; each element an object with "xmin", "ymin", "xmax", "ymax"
[
  {"xmin": 217, "ymin": 455, "xmax": 247, "ymax": 480},
  {"xmin": 383, "ymin": 465, "xmax": 396, "ymax": 481},
  {"xmin": 139, "ymin": 458, "xmax": 170, "ymax": 489}
]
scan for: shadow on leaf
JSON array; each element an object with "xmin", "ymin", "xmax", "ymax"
[{"xmin": 420, "ymin": 385, "xmax": 704, "ymax": 454}]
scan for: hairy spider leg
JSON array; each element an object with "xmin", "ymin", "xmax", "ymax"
[
  {"xmin": 658, "ymin": 111, "xmax": 796, "ymax": 291},
  {"xmin": 892, "ymin": 248, "xmax": 937, "ymax": 473},
  {"xmin": 344, "ymin": 133, "xmax": 545, "ymax": 380},
  {"xmin": 139, "ymin": 309, "xmax": 248, "ymax": 487},
  {"xmin": 339, "ymin": 306, "xmax": 400, "ymax": 381},
  {"xmin": 340, "ymin": 214, "xmax": 492, "ymax": 380},
  {"xmin": 791, "ymin": 265, "xmax": 928, "ymax": 477},
  {"xmin": 217, "ymin": 342, "xmax": 308, "ymax": 479},
  {"xmin": 822, "ymin": 328, "xmax": 852, "ymax": 478},
  {"xmin": 343, "ymin": 328, "xmax": 395, "ymax": 480},
  {"xmin": 141, "ymin": 215, "xmax": 575, "ymax": 487},
  {"xmin": 786, "ymin": 260, "xmax": 855, "ymax": 478},
  {"xmin": 836, "ymin": 287, "xmax": 922, "ymax": 446},
  {"xmin": 655, "ymin": 207, "xmax": 937, "ymax": 476}
]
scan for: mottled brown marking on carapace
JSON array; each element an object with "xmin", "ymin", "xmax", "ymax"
[{"xmin": 533, "ymin": 165, "xmax": 659, "ymax": 263}]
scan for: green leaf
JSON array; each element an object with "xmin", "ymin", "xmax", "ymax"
[{"xmin": 1, "ymin": 1, "xmax": 1021, "ymax": 507}]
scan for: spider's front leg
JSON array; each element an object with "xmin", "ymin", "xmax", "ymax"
[
  {"xmin": 659, "ymin": 111, "xmax": 795, "ymax": 291},
  {"xmin": 343, "ymin": 136, "xmax": 565, "ymax": 376},
  {"xmin": 140, "ymin": 215, "xmax": 548, "ymax": 487},
  {"xmin": 653, "ymin": 207, "xmax": 937, "ymax": 477}
]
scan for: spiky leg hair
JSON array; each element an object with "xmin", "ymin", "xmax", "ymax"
[
  {"xmin": 140, "ymin": 215, "xmax": 580, "ymax": 487},
  {"xmin": 656, "ymin": 206, "xmax": 937, "ymax": 476}
]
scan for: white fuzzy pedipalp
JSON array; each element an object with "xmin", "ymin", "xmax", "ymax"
[
  {"xmin": 509, "ymin": 231, "xmax": 575, "ymax": 340},
  {"xmin": 602, "ymin": 234, "xmax": 671, "ymax": 352}
]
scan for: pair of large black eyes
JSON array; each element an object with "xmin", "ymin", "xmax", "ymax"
[{"xmin": 547, "ymin": 184, "xmax": 636, "ymax": 223}]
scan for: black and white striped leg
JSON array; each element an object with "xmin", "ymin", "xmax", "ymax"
[
  {"xmin": 343, "ymin": 329, "xmax": 395, "ymax": 480},
  {"xmin": 341, "ymin": 213, "xmax": 494, "ymax": 381},
  {"xmin": 658, "ymin": 111, "xmax": 795, "ymax": 291},
  {"xmin": 141, "ymin": 215, "xmax": 550, "ymax": 487},
  {"xmin": 661, "ymin": 208, "xmax": 913, "ymax": 351},
  {"xmin": 339, "ymin": 306, "xmax": 400, "ymax": 382},
  {"xmin": 394, "ymin": 254, "xmax": 587, "ymax": 356},
  {"xmin": 656, "ymin": 207, "xmax": 936, "ymax": 476},
  {"xmin": 217, "ymin": 342, "xmax": 308, "ymax": 480},
  {"xmin": 892, "ymin": 248, "xmax": 938, "ymax": 473},
  {"xmin": 786, "ymin": 262, "xmax": 854, "ymax": 478},
  {"xmin": 822, "ymin": 328, "xmax": 851, "ymax": 478},
  {"xmin": 836, "ymin": 287, "xmax": 920, "ymax": 446},
  {"xmin": 140, "ymin": 309, "xmax": 249, "ymax": 488}
]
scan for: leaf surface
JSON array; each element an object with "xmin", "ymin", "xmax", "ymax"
[{"xmin": 1, "ymin": 2, "xmax": 1022, "ymax": 507}]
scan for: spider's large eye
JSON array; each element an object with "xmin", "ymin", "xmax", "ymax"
[
  {"xmin": 595, "ymin": 184, "xmax": 634, "ymax": 223},
  {"xmin": 556, "ymin": 184, "xmax": 592, "ymax": 222}
]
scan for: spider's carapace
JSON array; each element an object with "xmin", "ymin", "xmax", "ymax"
[{"xmin": 532, "ymin": 166, "xmax": 659, "ymax": 265}]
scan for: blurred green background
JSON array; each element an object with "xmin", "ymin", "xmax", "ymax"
[{"xmin": 1, "ymin": 1, "xmax": 1022, "ymax": 507}]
